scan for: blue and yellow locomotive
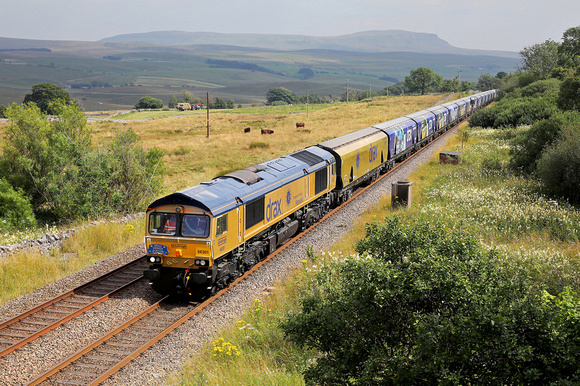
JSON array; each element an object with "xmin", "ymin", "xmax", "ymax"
[
  {"xmin": 144, "ymin": 146, "xmax": 336, "ymax": 299},
  {"xmin": 144, "ymin": 90, "xmax": 498, "ymax": 300}
]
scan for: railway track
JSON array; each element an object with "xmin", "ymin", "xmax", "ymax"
[
  {"xmin": 27, "ymin": 298, "xmax": 201, "ymax": 385},
  {"xmin": 0, "ymin": 256, "xmax": 148, "ymax": 359},
  {"xmin": 5, "ymin": 121, "xmax": 463, "ymax": 385}
]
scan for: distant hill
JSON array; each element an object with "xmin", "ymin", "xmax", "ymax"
[
  {"xmin": 100, "ymin": 30, "xmax": 519, "ymax": 58},
  {"xmin": 0, "ymin": 32, "xmax": 519, "ymax": 111}
]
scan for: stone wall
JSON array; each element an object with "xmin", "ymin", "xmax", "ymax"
[{"xmin": 0, "ymin": 213, "xmax": 144, "ymax": 259}]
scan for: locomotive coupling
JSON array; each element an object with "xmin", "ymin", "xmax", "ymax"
[{"xmin": 143, "ymin": 269, "xmax": 161, "ymax": 281}]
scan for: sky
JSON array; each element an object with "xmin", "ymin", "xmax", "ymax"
[{"xmin": 1, "ymin": 0, "xmax": 579, "ymax": 52}]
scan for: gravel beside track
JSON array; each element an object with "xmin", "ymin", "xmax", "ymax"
[{"xmin": 0, "ymin": 127, "xmax": 458, "ymax": 385}]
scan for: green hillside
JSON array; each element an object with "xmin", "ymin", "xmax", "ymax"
[{"xmin": 0, "ymin": 35, "xmax": 519, "ymax": 111}]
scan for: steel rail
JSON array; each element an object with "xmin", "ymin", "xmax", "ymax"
[{"xmin": 0, "ymin": 255, "xmax": 147, "ymax": 358}]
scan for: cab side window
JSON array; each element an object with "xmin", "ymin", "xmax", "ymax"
[{"xmin": 216, "ymin": 214, "xmax": 228, "ymax": 236}]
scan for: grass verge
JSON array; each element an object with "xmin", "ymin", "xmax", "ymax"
[{"xmin": 0, "ymin": 218, "xmax": 144, "ymax": 305}]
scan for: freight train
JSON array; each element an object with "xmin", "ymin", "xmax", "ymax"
[{"xmin": 143, "ymin": 90, "xmax": 497, "ymax": 300}]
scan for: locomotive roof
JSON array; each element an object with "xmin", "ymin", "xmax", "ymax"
[
  {"xmin": 147, "ymin": 146, "xmax": 334, "ymax": 217},
  {"xmin": 318, "ymin": 126, "xmax": 383, "ymax": 150}
]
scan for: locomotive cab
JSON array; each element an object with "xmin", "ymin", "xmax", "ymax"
[{"xmin": 144, "ymin": 206, "xmax": 216, "ymax": 299}]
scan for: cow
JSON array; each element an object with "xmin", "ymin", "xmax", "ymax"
[
  {"xmin": 296, "ymin": 122, "xmax": 305, "ymax": 128},
  {"xmin": 244, "ymin": 127, "xmax": 251, "ymax": 133},
  {"xmin": 261, "ymin": 129, "xmax": 274, "ymax": 135}
]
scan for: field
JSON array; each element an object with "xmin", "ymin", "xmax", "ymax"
[
  {"xmin": 0, "ymin": 37, "xmax": 518, "ymax": 110},
  {"xmin": 89, "ymin": 94, "xmax": 444, "ymax": 193}
]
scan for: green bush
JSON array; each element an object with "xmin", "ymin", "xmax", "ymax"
[
  {"xmin": 469, "ymin": 93, "xmax": 557, "ymax": 129},
  {"xmin": 510, "ymin": 110, "xmax": 580, "ymax": 174},
  {"xmin": 1, "ymin": 102, "xmax": 164, "ymax": 221},
  {"xmin": 134, "ymin": 96, "xmax": 163, "ymax": 109},
  {"xmin": 468, "ymin": 104, "xmax": 499, "ymax": 127},
  {"xmin": 282, "ymin": 217, "xmax": 580, "ymax": 385},
  {"xmin": 557, "ymin": 69, "xmax": 580, "ymax": 111},
  {"xmin": 520, "ymin": 78, "xmax": 562, "ymax": 100},
  {"xmin": 493, "ymin": 97, "xmax": 557, "ymax": 128},
  {"xmin": 537, "ymin": 126, "xmax": 580, "ymax": 203},
  {"xmin": 0, "ymin": 179, "xmax": 36, "ymax": 231}
]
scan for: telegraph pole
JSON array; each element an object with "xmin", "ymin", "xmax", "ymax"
[
  {"xmin": 206, "ymin": 92, "xmax": 210, "ymax": 138},
  {"xmin": 306, "ymin": 89, "xmax": 309, "ymax": 118}
]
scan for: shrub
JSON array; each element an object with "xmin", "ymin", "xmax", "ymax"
[
  {"xmin": 510, "ymin": 110, "xmax": 580, "ymax": 174},
  {"xmin": 537, "ymin": 126, "xmax": 580, "ymax": 203},
  {"xmin": 134, "ymin": 96, "xmax": 163, "ymax": 109},
  {"xmin": 468, "ymin": 104, "xmax": 499, "ymax": 127},
  {"xmin": 469, "ymin": 94, "xmax": 557, "ymax": 129},
  {"xmin": 0, "ymin": 178, "xmax": 36, "ymax": 231},
  {"xmin": 1, "ymin": 102, "xmax": 164, "ymax": 221},
  {"xmin": 493, "ymin": 97, "xmax": 557, "ymax": 128},
  {"xmin": 520, "ymin": 78, "xmax": 562, "ymax": 100},
  {"xmin": 282, "ymin": 217, "xmax": 580, "ymax": 385},
  {"xmin": 557, "ymin": 69, "xmax": 580, "ymax": 111}
]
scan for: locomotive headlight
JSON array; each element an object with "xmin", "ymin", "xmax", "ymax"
[
  {"xmin": 149, "ymin": 256, "xmax": 162, "ymax": 264},
  {"xmin": 195, "ymin": 259, "xmax": 208, "ymax": 266},
  {"xmin": 149, "ymin": 256, "xmax": 156, "ymax": 263}
]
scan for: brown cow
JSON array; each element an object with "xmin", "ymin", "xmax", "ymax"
[
  {"xmin": 244, "ymin": 127, "xmax": 251, "ymax": 133},
  {"xmin": 261, "ymin": 129, "xmax": 274, "ymax": 135},
  {"xmin": 296, "ymin": 122, "xmax": 305, "ymax": 128}
]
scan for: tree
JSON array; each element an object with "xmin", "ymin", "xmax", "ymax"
[
  {"xmin": 211, "ymin": 97, "xmax": 226, "ymax": 109},
  {"xmin": 181, "ymin": 90, "xmax": 202, "ymax": 105},
  {"xmin": 358, "ymin": 89, "xmax": 378, "ymax": 100},
  {"xmin": 496, "ymin": 71, "xmax": 508, "ymax": 79},
  {"xmin": 460, "ymin": 80, "xmax": 475, "ymax": 92},
  {"xmin": 297, "ymin": 67, "xmax": 314, "ymax": 80},
  {"xmin": 226, "ymin": 99, "xmax": 235, "ymax": 109},
  {"xmin": 404, "ymin": 67, "xmax": 442, "ymax": 95},
  {"xmin": 134, "ymin": 96, "xmax": 163, "ymax": 109},
  {"xmin": 537, "ymin": 126, "xmax": 580, "ymax": 203},
  {"xmin": 0, "ymin": 178, "xmax": 36, "ymax": 231},
  {"xmin": 383, "ymin": 82, "xmax": 406, "ymax": 96},
  {"xmin": 168, "ymin": 95, "xmax": 178, "ymax": 109},
  {"xmin": 518, "ymin": 39, "xmax": 560, "ymax": 80},
  {"xmin": 1, "ymin": 101, "xmax": 164, "ymax": 220},
  {"xmin": 440, "ymin": 78, "xmax": 460, "ymax": 92},
  {"xmin": 557, "ymin": 68, "xmax": 580, "ymax": 111},
  {"xmin": 266, "ymin": 87, "xmax": 297, "ymax": 105},
  {"xmin": 558, "ymin": 25, "xmax": 580, "ymax": 68},
  {"xmin": 2, "ymin": 101, "xmax": 91, "ymax": 216},
  {"xmin": 283, "ymin": 217, "xmax": 580, "ymax": 385},
  {"xmin": 477, "ymin": 73, "xmax": 501, "ymax": 91},
  {"xmin": 22, "ymin": 83, "xmax": 74, "ymax": 115}
]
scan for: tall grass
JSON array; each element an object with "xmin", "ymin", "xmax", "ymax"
[
  {"xmin": 0, "ymin": 219, "xmax": 144, "ymax": 305},
  {"xmin": 87, "ymin": 95, "xmax": 444, "ymax": 193},
  {"xmin": 169, "ymin": 287, "xmax": 312, "ymax": 385}
]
